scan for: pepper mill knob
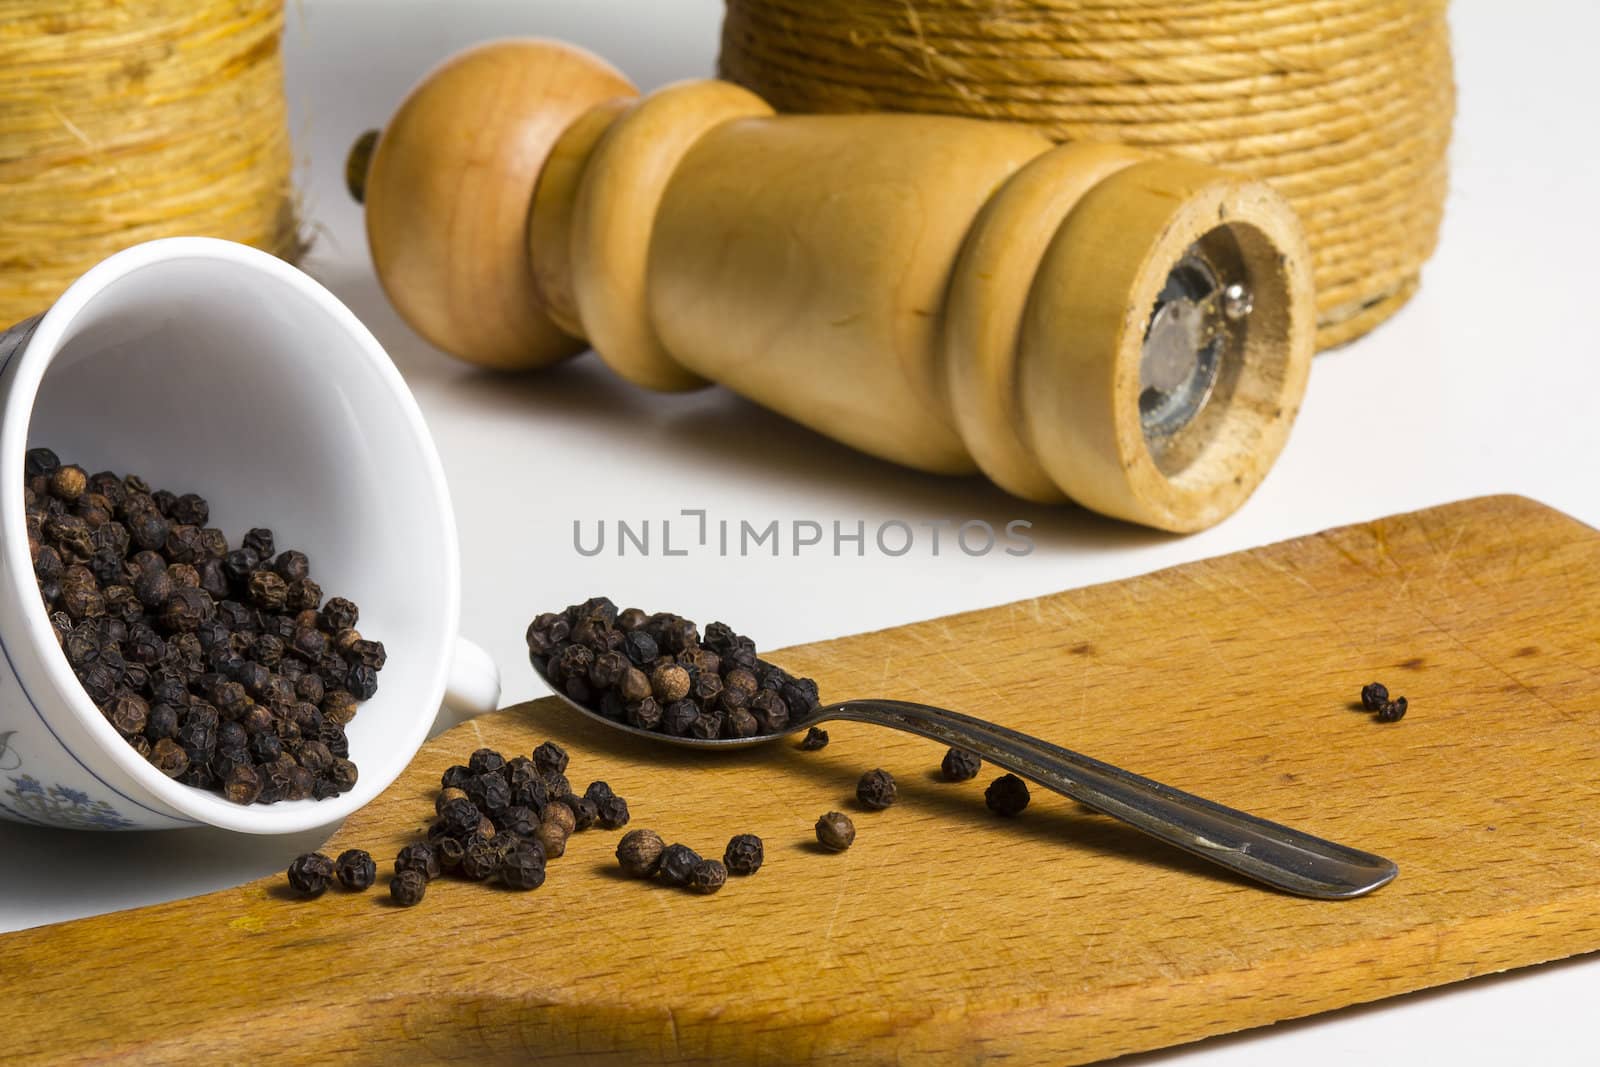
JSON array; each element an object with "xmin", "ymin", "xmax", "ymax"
[{"xmin": 354, "ymin": 39, "xmax": 1315, "ymax": 532}]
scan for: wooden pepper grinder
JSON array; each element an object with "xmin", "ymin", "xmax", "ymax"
[{"xmin": 349, "ymin": 39, "xmax": 1314, "ymax": 532}]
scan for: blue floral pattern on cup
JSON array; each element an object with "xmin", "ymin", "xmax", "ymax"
[{"xmin": 4, "ymin": 773, "xmax": 134, "ymax": 830}]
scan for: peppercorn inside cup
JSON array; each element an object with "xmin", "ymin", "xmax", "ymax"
[{"xmin": 24, "ymin": 449, "xmax": 386, "ymax": 806}]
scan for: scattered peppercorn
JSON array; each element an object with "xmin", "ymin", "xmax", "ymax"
[
  {"xmin": 335, "ymin": 849, "xmax": 377, "ymax": 891},
  {"xmin": 526, "ymin": 598, "xmax": 823, "ymax": 741},
  {"xmin": 594, "ymin": 793, "xmax": 631, "ymax": 830},
  {"xmin": 940, "ymin": 747, "xmax": 982, "ymax": 782},
  {"xmin": 658, "ymin": 843, "xmax": 702, "ymax": 887},
  {"xmin": 855, "ymin": 768, "xmax": 897, "ymax": 811},
  {"xmin": 723, "ymin": 834, "xmax": 764, "ymax": 876},
  {"xmin": 799, "ymin": 726, "xmax": 829, "ymax": 751},
  {"xmin": 985, "ymin": 774, "xmax": 1030, "ymax": 817},
  {"xmin": 23, "ymin": 451, "xmax": 383, "ymax": 806},
  {"xmin": 543, "ymin": 798, "xmax": 577, "ymax": 837},
  {"xmin": 389, "ymin": 870, "xmax": 427, "ymax": 907},
  {"xmin": 687, "ymin": 858, "xmax": 727, "ymax": 894},
  {"xmin": 616, "ymin": 828, "xmax": 666, "ymax": 878},
  {"xmin": 815, "ymin": 811, "xmax": 856, "ymax": 852},
  {"xmin": 499, "ymin": 844, "xmax": 547, "ymax": 890},
  {"xmin": 1376, "ymin": 696, "xmax": 1408, "ymax": 723},
  {"xmin": 566, "ymin": 794, "xmax": 600, "ymax": 832},
  {"xmin": 1358, "ymin": 681, "xmax": 1408, "ymax": 723},
  {"xmin": 534, "ymin": 820, "xmax": 568, "ymax": 860},
  {"xmin": 532, "ymin": 740, "xmax": 568, "ymax": 777},
  {"xmin": 395, "ymin": 842, "xmax": 441, "ymax": 881},
  {"xmin": 286, "ymin": 852, "xmax": 335, "ymax": 896}
]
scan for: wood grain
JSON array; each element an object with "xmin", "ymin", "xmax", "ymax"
[{"xmin": 7, "ymin": 495, "xmax": 1600, "ymax": 1064}]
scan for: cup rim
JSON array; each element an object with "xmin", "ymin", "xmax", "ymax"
[{"xmin": 0, "ymin": 237, "xmax": 462, "ymax": 833}]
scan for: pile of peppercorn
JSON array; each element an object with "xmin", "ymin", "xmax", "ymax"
[
  {"xmin": 526, "ymin": 597, "xmax": 822, "ymax": 740},
  {"xmin": 287, "ymin": 739, "xmax": 631, "ymax": 905},
  {"xmin": 22, "ymin": 448, "xmax": 383, "ymax": 804}
]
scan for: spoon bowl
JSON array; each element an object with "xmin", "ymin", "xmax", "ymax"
[{"xmin": 532, "ymin": 663, "xmax": 1398, "ymax": 900}]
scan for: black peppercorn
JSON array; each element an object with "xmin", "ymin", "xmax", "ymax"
[
  {"xmin": 725, "ymin": 707, "xmax": 759, "ymax": 739},
  {"xmin": 346, "ymin": 663, "xmax": 379, "ymax": 701},
  {"xmin": 459, "ymin": 835, "xmax": 501, "ymax": 881},
  {"xmin": 621, "ymin": 697, "xmax": 661, "ymax": 732},
  {"xmin": 222, "ymin": 763, "xmax": 263, "ymax": 805},
  {"xmin": 335, "ymin": 849, "xmax": 376, "ymax": 890},
  {"xmin": 286, "ymin": 852, "xmax": 335, "ymax": 896},
  {"xmin": 326, "ymin": 758, "xmax": 358, "ymax": 793},
  {"xmin": 985, "ymin": 774, "xmax": 1031, "ymax": 817},
  {"xmin": 25, "ymin": 447, "xmax": 59, "ymax": 479},
  {"xmin": 495, "ymin": 804, "xmax": 541, "ymax": 839},
  {"xmin": 799, "ymin": 726, "xmax": 829, "ymax": 751},
  {"xmin": 240, "ymin": 528, "xmax": 274, "ymax": 559},
  {"xmin": 565, "ymin": 794, "xmax": 601, "ymax": 832},
  {"xmin": 499, "ymin": 844, "xmax": 547, "ymax": 890},
  {"xmin": 319, "ymin": 596, "xmax": 358, "ymax": 633},
  {"xmin": 465, "ymin": 747, "xmax": 504, "ymax": 776},
  {"xmin": 167, "ymin": 493, "xmax": 208, "ymax": 527},
  {"xmin": 389, "ymin": 869, "xmax": 427, "ymax": 906},
  {"xmin": 580, "ymin": 794, "xmax": 624, "ymax": 832},
  {"xmin": 856, "ymin": 768, "xmax": 897, "ymax": 811},
  {"xmin": 149, "ymin": 737, "xmax": 189, "ymax": 777},
  {"xmin": 395, "ymin": 842, "xmax": 441, "ymax": 881},
  {"xmin": 616, "ymin": 828, "xmax": 666, "ymax": 878},
  {"xmin": 107, "ymin": 691, "xmax": 149, "ymax": 737},
  {"xmin": 435, "ymin": 835, "xmax": 465, "ymax": 872},
  {"xmin": 468, "ymin": 773, "xmax": 511, "ymax": 815},
  {"xmin": 687, "ymin": 858, "xmax": 727, "ymax": 894},
  {"xmin": 662, "ymin": 700, "xmax": 699, "ymax": 737},
  {"xmin": 815, "ymin": 811, "xmax": 856, "ymax": 852},
  {"xmin": 271, "ymin": 549, "xmax": 309, "ymax": 583},
  {"xmin": 247, "ymin": 570, "xmax": 288, "ymax": 611},
  {"xmin": 1376, "ymin": 696, "xmax": 1408, "ymax": 723},
  {"xmin": 1361, "ymin": 682, "xmax": 1389, "ymax": 711},
  {"xmin": 658, "ymin": 843, "xmax": 702, "ymax": 887},
  {"xmin": 539, "ymin": 770, "xmax": 571, "ymax": 800},
  {"xmin": 723, "ymin": 834, "xmax": 763, "ymax": 875},
  {"xmin": 941, "ymin": 747, "xmax": 981, "ymax": 782},
  {"xmin": 532, "ymin": 740, "xmax": 569, "ymax": 777},
  {"xmin": 160, "ymin": 586, "xmax": 214, "ymax": 633},
  {"xmin": 688, "ymin": 709, "xmax": 724, "ymax": 740},
  {"xmin": 622, "ymin": 630, "xmax": 658, "ymax": 667},
  {"xmin": 748, "ymin": 690, "xmax": 789, "ymax": 734}
]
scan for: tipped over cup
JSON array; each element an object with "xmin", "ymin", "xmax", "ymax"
[{"xmin": 0, "ymin": 238, "xmax": 500, "ymax": 833}]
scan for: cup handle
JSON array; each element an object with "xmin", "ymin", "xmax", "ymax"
[{"xmin": 428, "ymin": 637, "xmax": 503, "ymax": 739}]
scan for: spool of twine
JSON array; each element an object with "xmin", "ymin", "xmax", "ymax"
[
  {"xmin": 0, "ymin": 0, "xmax": 302, "ymax": 327},
  {"xmin": 720, "ymin": 0, "xmax": 1454, "ymax": 349}
]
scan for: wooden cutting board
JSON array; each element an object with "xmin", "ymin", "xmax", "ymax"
[{"xmin": 7, "ymin": 495, "xmax": 1600, "ymax": 1064}]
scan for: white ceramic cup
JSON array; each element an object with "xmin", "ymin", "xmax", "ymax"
[{"xmin": 0, "ymin": 237, "xmax": 500, "ymax": 833}]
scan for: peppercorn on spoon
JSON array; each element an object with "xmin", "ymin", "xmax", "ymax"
[{"xmin": 533, "ymin": 671, "xmax": 1397, "ymax": 899}]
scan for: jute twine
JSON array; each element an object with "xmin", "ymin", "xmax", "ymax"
[
  {"xmin": 0, "ymin": 0, "xmax": 302, "ymax": 327},
  {"xmin": 720, "ymin": 0, "xmax": 1454, "ymax": 349}
]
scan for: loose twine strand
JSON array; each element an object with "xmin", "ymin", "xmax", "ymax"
[
  {"xmin": 0, "ymin": 0, "xmax": 302, "ymax": 327},
  {"xmin": 720, "ymin": 0, "xmax": 1454, "ymax": 348}
]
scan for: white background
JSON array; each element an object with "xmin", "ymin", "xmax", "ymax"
[{"xmin": 3, "ymin": 2, "xmax": 1598, "ymax": 1063}]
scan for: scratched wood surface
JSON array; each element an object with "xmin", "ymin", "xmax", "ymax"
[{"xmin": 6, "ymin": 495, "xmax": 1600, "ymax": 1064}]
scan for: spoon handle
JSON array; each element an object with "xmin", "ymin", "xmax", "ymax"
[{"xmin": 822, "ymin": 699, "xmax": 1396, "ymax": 899}]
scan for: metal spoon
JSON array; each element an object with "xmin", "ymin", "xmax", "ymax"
[{"xmin": 534, "ymin": 668, "xmax": 1397, "ymax": 899}]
